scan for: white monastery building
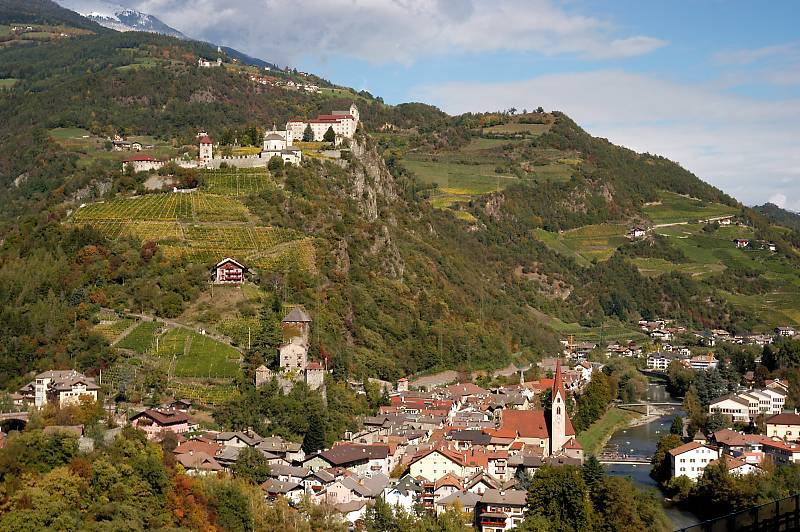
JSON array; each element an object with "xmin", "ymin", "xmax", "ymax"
[{"xmin": 287, "ymin": 103, "xmax": 360, "ymax": 142}]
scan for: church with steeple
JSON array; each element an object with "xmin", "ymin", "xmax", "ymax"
[
  {"xmin": 550, "ymin": 358, "xmax": 583, "ymax": 459},
  {"xmin": 499, "ymin": 358, "xmax": 584, "ymax": 462}
]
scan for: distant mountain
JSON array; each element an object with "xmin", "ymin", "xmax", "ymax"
[
  {"xmin": 753, "ymin": 202, "xmax": 800, "ymax": 231},
  {"xmin": 56, "ymin": 0, "xmax": 187, "ymax": 38}
]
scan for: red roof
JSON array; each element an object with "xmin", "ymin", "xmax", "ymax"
[
  {"xmin": 316, "ymin": 114, "xmax": 355, "ymax": 120},
  {"xmin": 199, "ymin": 135, "xmax": 213, "ymax": 144},
  {"xmin": 124, "ymin": 154, "xmax": 159, "ymax": 162},
  {"xmin": 501, "ymin": 410, "xmax": 549, "ymax": 439}
]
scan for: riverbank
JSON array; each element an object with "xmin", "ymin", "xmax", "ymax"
[{"xmin": 577, "ymin": 407, "xmax": 642, "ymax": 455}]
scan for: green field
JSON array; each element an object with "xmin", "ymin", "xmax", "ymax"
[
  {"xmin": 644, "ymin": 191, "xmax": 738, "ymax": 225},
  {"xmin": 117, "ymin": 321, "xmax": 163, "ymax": 353},
  {"xmin": 547, "ymin": 316, "xmax": 648, "ymax": 344},
  {"xmin": 154, "ymin": 328, "xmax": 240, "ymax": 378},
  {"xmin": 461, "ymin": 138, "xmax": 521, "ymax": 151},
  {"xmin": 0, "ymin": 78, "xmax": 18, "ymax": 89},
  {"xmin": 630, "ymin": 257, "xmax": 724, "ymax": 278},
  {"xmin": 576, "ymin": 407, "xmax": 638, "ymax": 455}
]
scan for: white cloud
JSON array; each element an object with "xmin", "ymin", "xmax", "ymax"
[
  {"xmin": 713, "ymin": 42, "xmax": 798, "ymax": 65},
  {"xmin": 126, "ymin": 0, "xmax": 666, "ymax": 65},
  {"xmin": 412, "ymin": 71, "xmax": 800, "ymax": 207},
  {"xmin": 769, "ymin": 193, "xmax": 787, "ymax": 209}
]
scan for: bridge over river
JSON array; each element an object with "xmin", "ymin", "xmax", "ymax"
[
  {"xmin": 0, "ymin": 410, "xmax": 30, "ymax": 422},
  {"xmin": 617, "ymin": 401, "xmax": 682, "ymax": 416}
]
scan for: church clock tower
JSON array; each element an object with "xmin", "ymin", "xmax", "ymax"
[{"xmin": 550, "ymin": 358, "xmax": 568, "ymax": 455}]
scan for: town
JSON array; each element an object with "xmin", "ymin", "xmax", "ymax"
[
  {"xmin": 3, "ymin": 293, "xmax": 798, "ymax": 530},
  {"xmin": 2, "ymin": 3, "xmax": 800, "ymax": 529}
]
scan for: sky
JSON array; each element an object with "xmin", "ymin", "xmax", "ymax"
[{"xmin": 120, "ymin": 0, "xmax": 799, "ymax": 209}]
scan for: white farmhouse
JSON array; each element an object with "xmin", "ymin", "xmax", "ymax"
[
  {"xmin": 669, "ymin": 442, "xmax": 721, "ymax": 481},
  {"xmin": 122, "ymin": 154, "xmax": 164, "ymax": 173}
]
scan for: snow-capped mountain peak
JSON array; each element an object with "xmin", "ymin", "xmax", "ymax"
[{"xmin": 57, "ymin": 0, "xmax": 188, "ymax": 39}]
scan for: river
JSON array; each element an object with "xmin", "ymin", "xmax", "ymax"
[{"xmin": 603, "ymin": 382, "xmax": 701, "ymax": 530}]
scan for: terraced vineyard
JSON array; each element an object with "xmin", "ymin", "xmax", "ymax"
[
  {"xmin": 201, "ymin": 168, "xmax": 278, "ymax": 196},
  {"xmin": 93, "ymin": 318, "xmax": 135, "ymax": 341},
  {"xmin": 167, "ymin": 381, "xmax": 239, "ymax": 405},
  {"xmin": 153, "ymin": 328, "xmax": 240, "ymax": 378},
  {"xmin": 217, "ymin": 316, "xmax": 260, "ymax": 348},
  {"xmin": 69, "ymin": 191, "xmax": 317, "ymax": 273}
]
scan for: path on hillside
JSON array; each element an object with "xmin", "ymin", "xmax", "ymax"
[
  {"xmin": 110, "ymin": 320, "xmax": 141, "ymax": 346},
  {"xmin": 650, "ymin": 215, "xmax": 734, "ymax": 230}
]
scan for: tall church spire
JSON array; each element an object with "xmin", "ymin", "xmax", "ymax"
[{"xmin": 550, "ymin": 358, "xmax": 568, "ymax": 455}]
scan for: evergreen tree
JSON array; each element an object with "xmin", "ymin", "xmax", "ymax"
[
  {"xmin": 302, "ymin": 408, "xmax": 326, "ymax": 454},
  {"xmin": 582, "ymin": 455, "xmax": 605, "ymax": 494},
  {"xmin": 251, "ymin": 303, "xmax": 283, "ymax": 368},
  {"xmin": 323, "ymin": 126, "xmax": 335, "ymax": 143},
  {"xmin": 670, "ymin": 415, "xmax": 684, "ymax": 435},
  {"xmin": 683, "ymin": 384, "xmax": 705, "ymax": 433},
  {"xmin": 302, "ymin": 124, "xmax": 314, "ymax": 142}
]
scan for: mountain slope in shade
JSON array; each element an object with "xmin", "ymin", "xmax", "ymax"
[{"xmin": 57, "ymin": 0, "xmax": 187, "ymax": 38}]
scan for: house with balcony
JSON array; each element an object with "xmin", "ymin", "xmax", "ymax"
[
  {"xmin": 19, "ymin": 370, "xmax": 100, "ymax": 408},
  {"xmin": 130, "ymin": 408, "xmax": 190, "ymax": 440},
  {"xmin": 476, "ymin": 489, "xmax": 527, "ymax": 531}
]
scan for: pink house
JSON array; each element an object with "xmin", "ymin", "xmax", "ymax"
[{"xmin": 130, "ymin": 408, "xmax": 190, "ymax": 440}]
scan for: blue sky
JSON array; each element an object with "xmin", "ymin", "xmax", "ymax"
[{"xmin": 127, "ymin": 0, "xmax": 799, "ymax": 208}]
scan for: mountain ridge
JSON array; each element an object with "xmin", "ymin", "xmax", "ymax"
[{"xmin": 1, "ymin": 4, "xmax": 800, "ymax": 385}]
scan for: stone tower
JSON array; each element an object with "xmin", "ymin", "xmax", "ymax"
[
  {"xmin": 550, "ymin": 358, "xmax": 568, "ymax": 455},
  {"xmin": 199, "ymin": 134, "xmax": 213, "ymax": 163}
]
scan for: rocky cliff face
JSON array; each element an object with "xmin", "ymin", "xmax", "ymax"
[
  {"xmin": 348, "ymin": 135, "xmax": 404, "ymax": 279},
  {"xmin": 349, "ymin": 136, "xmax": 398, "ymax": 222}
]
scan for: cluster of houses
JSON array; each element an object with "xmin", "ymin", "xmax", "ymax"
[
  {"xmin": 121, "ymin": 360, "xmax": 586, "ymax": 529},
  {"xmin": 248, "ymin": 74, "xmax": 320, "ymax": 93},
  {"xmin": 646, "ymin": 351, "xmax": 717, "ymax": 371},
  {"xmin": 708, "ymin": 379, "xmax": 790, "ymax": 423},
  {"xmin": 669, "ymin": 411, "xmax": 800, "ymax": 481},
  {"xmin": 111, "ymin": 135, "xmax": 154, "ymax": 152}
]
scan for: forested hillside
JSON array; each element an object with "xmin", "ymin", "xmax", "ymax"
[{"xmin": 1, "ymin": 6, "xmax": 800, "ymax": 391}]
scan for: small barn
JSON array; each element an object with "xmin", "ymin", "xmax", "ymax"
[{"xmin": 212, "ymin": 257, "xmax": 248, "ymax": 284}]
